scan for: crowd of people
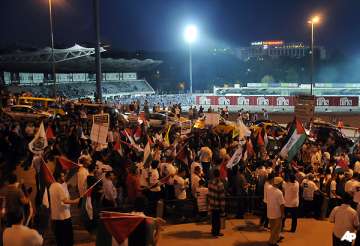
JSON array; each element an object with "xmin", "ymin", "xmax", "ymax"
[{"xmin": 0, "ymin": 97, "xmax": 360, "ymax": 246}]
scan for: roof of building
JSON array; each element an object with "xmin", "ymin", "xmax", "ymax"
[{"xmin": 0, "ymin": 44, "xmax": 162, "ymax": 73}]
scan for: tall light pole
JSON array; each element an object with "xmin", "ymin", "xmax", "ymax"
[
  {"xmin": 93, "ymin": 0, "xmax": 102, "ymax": 102},
  {"xmin": 308, "ymin": 16, "xmax": 320, "ymax": 95},
  {"xmin": 184, "ymin": 25, "xmax": 197, "ymax": 95},
  {"xmin": 48, "ymin": 0, "xmax": 56, "ymax": 97}
]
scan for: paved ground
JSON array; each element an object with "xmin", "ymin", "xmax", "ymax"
[{"xmin": 159, "ymin": 218, "xmax": 333, "ymax": 246}]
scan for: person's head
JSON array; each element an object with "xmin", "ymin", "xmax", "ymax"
[
  {"xmin": 54, "ymin": 171, "xmax": 65, "ymax": 184},
  {"xmin": 308, "ymin": 173, "xmax": 315, "ymax": 181},
  {"xmin": 88, "ymin": 164, "xmax": 96, "ymax": 174},
  {"xmin": 267, "ymin": 172, "xmax": 275, "ymax": 182},
  {"xmin": 105, "ymin": 171, "xmax": 114, "ymax": 180},
  {"xmin": 342, "ymin": 192, "xmax": 353, "ymax": 205},
  {"xmin": 273, "ymin": 177, "xmax": 283, "ymax": 188},
  {"xmin": 289, "ymin": 174, "xmax": 296, "ymax": 183},
  {"xmin": 6, "ymin": 208, "xmax": 24, "ymax": 225},
  {"xmin": 8, "ymin": 173, "xmax": 17, "ymax": 185},
  {"xmin": 213, "ymin": 169, "xmax": 220, "ymax": 179},
  {"xmin": 151, "ymin": 160, "xmax": 159, "ymax": 169}
]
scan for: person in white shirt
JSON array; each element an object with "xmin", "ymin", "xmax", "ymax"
[
  {"xmin": 159, "ymin": 160, "xmax": 177, "ymax": 200},
  {"xmin": 196, "ymin": 180, "xmax": 208, "ymax": 217},
  {"xmin": 260, "ymin": 173, "xmax": 273, "ymax": 229},
  {"xmin": 301, "ymin": 174, "xmax": 319, "ymax": 217},
  {"xmin": 174, "ymin": 169, "xmax": 188, "ymax": 200},
  {"xmin": 191, "ymin": 166, "xmax": 203, "ymax": 198},
  {"xmin": 267, "ymin": 176, "xmax": 285, "ymax": 246},
  {"xmin": 282, "ymin": 174, "xmax": 299, "ymax": 232},
  {"xmin": 199, "ymin": 146, "xmax": 213, "ymax": 184},
  {"xmin": 329, "ymin": 193, "xmax": 359, "ymax": 245},
  {"xmin": 3, "ymin": 209, "xmax": 43, "ymax": 246},
  {"xmin": 102, "ymin": 172, "xmax": 117, "ymax": 207},
  {"xmin": 137, "ymin": 161, "xmax": 149, "ymax": 190},
  {"xmin": 344, "ymin": 171, "xmax": 355, "ymax": 194},
  {"xmin": 77, "ymin": 157, "xmax": 90, "ymax": 196},
  {"xmin": 148, "ymin": 161, "xmax": 161, "ymax": 213},
  {"xmin": 49, "ymin": 172, "xmax": 80, "ymax": 246}
]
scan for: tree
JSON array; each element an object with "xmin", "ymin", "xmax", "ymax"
[{"xmin": 261, "ymin": 75, "xmax": 275, "ymax": 83}]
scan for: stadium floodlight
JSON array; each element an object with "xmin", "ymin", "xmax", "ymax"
[
  {"xmin": 184, "ymin": 25, "xmax": 198, "ymax": 95},
  {"xmin": 308, "ymin": 15, "xmax": 321, "ymax": 95},
  {"xmin": 184, "ymin": 25, "xmax": 198, "ymax": 44}
]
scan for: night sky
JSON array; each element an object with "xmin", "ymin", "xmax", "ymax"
[{"xmin": 1, "ymin": 0, "xmax": 360, "ymax": 54}]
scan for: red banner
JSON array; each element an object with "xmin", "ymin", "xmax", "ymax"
[{"xmin": 195, "ymin": 96, "xmax": 358, "ymax": 107}]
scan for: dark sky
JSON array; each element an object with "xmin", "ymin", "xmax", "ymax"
[{"xmin": 1, "ymin": 0, "xmax": 360, "ymax": 54}]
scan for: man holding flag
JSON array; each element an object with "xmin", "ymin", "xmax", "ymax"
[{"xmin": 49, "ymin": 171, "xmax": 80, "ymax": 246}]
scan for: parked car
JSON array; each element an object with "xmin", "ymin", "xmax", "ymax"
[{"xmin": 3, "ymin": 105, "xmax": 53, "ymax": 121}]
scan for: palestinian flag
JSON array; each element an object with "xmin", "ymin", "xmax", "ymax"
[
  {"xmin": 58, "ymin": 156, "xmax": 79, "ymax": 170},
  {"xmin": 100, "ymin": 212, "xmax": 148, "ymax": 245},
  {"xmin": 257, "ymin": 130, "xmax": 265, "ymax": 146},
  {"xmin": 279, "ymin": 119, "xmax": 307, "ymax": 161},
  {"xmin": 40, "ymin": 161, "xmax": 55, "ymax": 186},
  {"xmin": 143, "ymin": 138, "xmax": 152, "ymax": 165},
  {"xmin": 46, "ymin": 126, "xmax": 56, "ymax": 140},
  {"xmin": 134, "ymin": 126, "xmax": 142, "ymax": 142}
]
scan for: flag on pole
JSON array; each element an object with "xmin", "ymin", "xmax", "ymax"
[
  {"xmin": 226, "ymin": 145, "xmax": 243, "ymax": 168},
  {"xmin": 134, "ymin": 126, "xmax": 142, "ymax": 142},
  {"xmin": 143, "ymin": 139, "xmax": 152, "ymax": 165},
  {"xmin": 46, "ymin": 126, "xmax": 55, "ymax": 140},
  {"xmin": 58, "ymin": 156, "xmax": 79, "ymax": 170},
  {"xmin": 279, "ymin": 119, "xmax": 307, "ymax": 161},
  {"xmin": 237, "ymin": 119, "xmax": 251, "ymax": 139},
  {"xmin": 257, "ymin": 130, "xmax": 265, "ymax": 146},
  {"xmin": 123, "ymin": 129, "xmax": 136, "ymax": 146},
  {"xmin": 114, "ymin": 140, "xmax": 123, "ymax": 156},
  {"xmin": 29, "ymin": 122, "xmax": 48, "ymax": 154},
  {"xmin": 40, "ymin": 160, "xmax": 55, "ymax": 186},
  {"xmin": 100, "ymin": 212, "xmax": 147, "ymax": 245}
]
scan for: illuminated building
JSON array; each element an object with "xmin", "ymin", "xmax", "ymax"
[{"xmin": 236, "ymin": 40, "xmax": 326, "ymax": 61}]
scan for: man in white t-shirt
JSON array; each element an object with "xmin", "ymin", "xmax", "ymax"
[
  {"xmin": 267, "ymin": 176, "xmax": 285, "ymax": 246},
  {"xmin": 329, "ymin": 193, "xmax": 359, "ymax": 245},
  {"xmin": 301, "ymin": 174, "xmax": 318, "ymax": 217},
  {"xmin": 77, "ymin": 157, "xmax": 90, "ymax": 196},
  {"xmin": 282, "ymin": 174, "xmax": 299, "ymax": 232},
  {"xmin": 174, "ymin": 169, "xmax": 188, "ymax": 200},
  {"xmin": 49, "ymin": 172, "xmax": 80, "ymax": 246},
  {"xmin": 191, "ymin": 166, "xmax": 203, "ymax": 197},
  {"xmin": 345, "ymin": 171, "xmax": 356, "ymax": 195}
]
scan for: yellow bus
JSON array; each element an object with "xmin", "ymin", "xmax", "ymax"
[{"xmin": 18, "ymin": 96, "xmax": 66, "ymax": 117}]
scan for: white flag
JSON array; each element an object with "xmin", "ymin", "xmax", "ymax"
[
  {"xmin": 29, "ymin": 122, "xmax": 48, "ymax": 154},
  {"xmin": 226, "ymin": 145, "xmax": 243, "ymax": 169},
  {"xmin": 237, "ymin": 119, "xmax": 251, "ymax": 139}
]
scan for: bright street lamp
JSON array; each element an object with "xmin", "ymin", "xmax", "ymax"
[
  {"xmin": 184, "ymin": 25, "xmax": 198, "ymax": 95},
  {"xmin": 308, "ymin": 16, "xmax": 320, "ymax": 95}
]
